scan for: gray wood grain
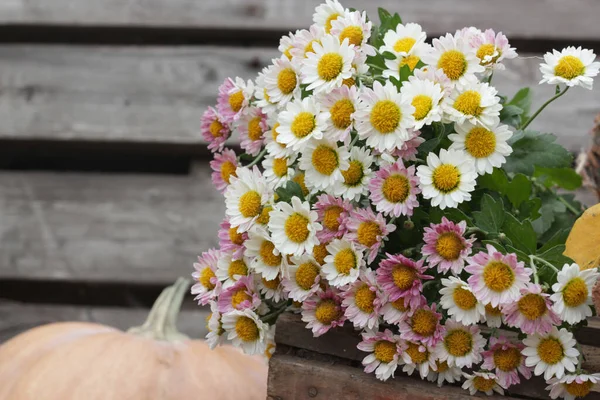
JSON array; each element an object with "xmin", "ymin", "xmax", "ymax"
[{"xmin": 1, "ymin": 0, "xmax": 599, "ymax": 42}]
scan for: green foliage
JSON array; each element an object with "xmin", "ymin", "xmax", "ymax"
[
  {"xmin": 534, "ymin": 167, "xmax": 583, "ymax": 190},
  {"xmin": 504, "ymin": 131, "xmax": 572, "ymax": 175},
  {"xmin": 473, "ymin": 194, "xmax": 505, "ymax": 234},
  {"xmin": 275, "ymin": 181, "xmax": 305, "ymax": 203}
]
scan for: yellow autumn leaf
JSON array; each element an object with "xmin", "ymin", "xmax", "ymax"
[{"xmin": 564, "ymin": 203, "xmax": 600, "ymax": 270}]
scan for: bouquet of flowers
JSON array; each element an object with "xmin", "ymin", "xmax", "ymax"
[{"xmin": 193, "ymin": 0, "xmax": 600, "ymax": 397}]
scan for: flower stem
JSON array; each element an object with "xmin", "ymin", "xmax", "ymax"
[
  {"xmin": 350, "ymin": 133, "xmax": 360, "ymax": 147},
  {"xmin": 520, "ymin": 86, "xmax": 570, "ymax": 130},
  {"xmin": 247, "ymin": 147, "xmax": 268, "ymax": 168},
  {"xmin": 529, "ymin": 255, "xmax": 540, "ymax": 285},
  {"xmin": 531, "ymin": 255, "xmax": 560, "ymax": 273}
]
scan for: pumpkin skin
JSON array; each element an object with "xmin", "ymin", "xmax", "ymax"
[{"xmin": 0, "ymin": 280, "xmax": 267, "ymax": 400}]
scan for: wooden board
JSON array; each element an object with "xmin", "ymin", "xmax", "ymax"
[{"xmin": 1, "ymin": 0, "xmax": 599, "ymax": 43}]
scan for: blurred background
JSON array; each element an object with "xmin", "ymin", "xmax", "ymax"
[{"xmin": 0, "ymin": 0, "xmax": 599, "ymax": 342}]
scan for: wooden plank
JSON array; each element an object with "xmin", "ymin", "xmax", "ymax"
[
  {"xmin": 0, "ymin": 45, "xmax": 596, "ymax": 153},
  {"xmin": 0, "ymin": 301, "xmax": 210, "ymax": 343},
  {"xmin": 0, "ymin": 165, "xmax": 224, "ymax": 284},
  {"xmin": 0, "ymin": 0, "xmax": 599, "ymax": 43}
]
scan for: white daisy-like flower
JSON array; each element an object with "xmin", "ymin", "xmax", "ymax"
[
  {"xmin": 238, "ymin": 107, "xmax": 267, "ymax": 157},
  {"xmin": 522, "ymin": 327, "xmax": 579, "ymax": 380},
  {"xmin": 322, "ymin": 238, "xmax": 365, "ymax": 288},
  {"xmin": 435, "ymin": 320, "xmax": 486, "ymax": 368},
  {"xmin": 205, "ymin": 301, "xmax": 225, "ymax": 349},
  {"xmin": 540, "ymin": 47, "xmax": 600, "ymax": 90},
  {"xmin": 471, "ymin": 29, "xmax": 518, "ymax": 75},
  {"xmin": 427, "ymin": 360, "xmax": 464, "ymax": 387},
  {"xmin": 290, "ymin": 25, "xmax": 326, "ymax": 64},
  {"xmin": 217, "ymin": 77, "xmax": 255, "ymax": 122},
  {"xmin": 216, "ymin": 250, "xmax": 250, "ymax": 289},
  {"xmin": 462, "ymin": 371, "xmax": 505, "ymax": 396},
  {"xmin": 262, "ymin": 153, "xmax": 297, "ymax": 189},
  {"xmin": 355, "ymin": 81, "xmax": 416, "ymax": 152},
  {"xmin": 277, "ymin": 96, "xmax": 330, "ymax": 151},
  {"xmin": 439, "ymin": 277, "xmax": 485, "ymax": 325},
  {"xmin": 414, "ymin": 66, "xmax": 454, "ymax": 97},
  {"xmin": 264, "ymin": 56, "xmax": 301, "ymax": 107},
  {"xmin": 269, "ymin": 196, "xmax": 322, "ymax": 257},
  {"xmin": 278, "ymin": 30, "xmax": 297, "ymax": 61},
  {"xmin": 401, "ymin": 341, "xmax": 437, "ymax": 379},
  {"xmin": 299, "ymin": 138, "xmax": 350, "ymax": 191},
  {"xmin": 400, "ymin": 77, "xmax": 444, "ymax": 129},
  {"xmin": 254, "ymin": 68, "xmax": 278, "ymax": 117},
  {"xmin": 224, "ymin": 166, "xmax": 272, "ymax": 232},
  {"xmin": 256, "ymin": 273, "xmax": 286, "ymax": 303},
  {"xmin": 341, "ymin": 269, "xmax": 382, "ymax": 330},
  {"xmin": 318, "ymin": 85, "xmax": 360, "ymax": 141},
  {"xmin": 282, "ymin": 254, "xmax": 323, "ymax": 302},
  {"xmin": 244, "ymin": 227, "xmax": 285, "ymax": 281},
  {"xmin": 357, "ymin": 329, "xmax": 403, "ymax": 381},
  {"xmin": 550, "ymin": 263, "xmax": 599, "ymax": 325},
  {"xmin": 333, "ymin": 146, "xmax": 374, "ymax": 201},
  {"xmin": 265, "ymin": 118, "xmax": 293, "ymax": 158},
  {"xmin": 416, "ymin": 149, "xmax": 478, "ymax": 209},
  {"xmin": 546, "ymin": 373, "xmax": 600, "ymax": 400},
  {"xmin": 313, "ymin": 0, "xmax": 346, "ymax": 34},
  {"xmin": 381, "ymin": 23, "xmax": 428, "ymax": 70},
  {"xmin": 379, "ymin": 295, "xmax": 418, "ymax": 325},
  {"xmin": 221, "ymin": 309, "xmax": 268, "ymax": 355},
  {"xmin": 301, "ymin": 34, "xmax": 355, "ymax": 94},
  {"xmin": 422, "ymin": 33, "xmax": 485, "ymax": 87},
  {"xmin": 443, "ymin": 79, "xmax": 502, "ymax": 128},
  {"xmin": 449, "ymin": 121, "xmax": 513, "ymax": 175},
  {"xmin": 484, "ymin": 303, "xmax": 504, "ymax": 328},
  {"xmin": 330, "ymin": 10, "xmax": 375, "ymax": 56}
]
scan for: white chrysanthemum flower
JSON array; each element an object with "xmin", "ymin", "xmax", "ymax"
[
  {"xmin": 427, "ymin": 360, "xmax": 464, "ymax": 387},
  {"xmin": 550, "ymin": 263, "xmax": 599, "ymax": 325},
  {"xmin": 299, "ymin": 138, "xmax": 350, "ymax": 190},
  {"xmin": 262, "ymin": 152, "xmax": 297, "ymax": 189},
  {"xmin": 381, "ymin": 22, "xmax": 427, "ymax": 58},
  {"xmin": 462, "ymin": 371, "xmax": 505, "ymax": 396},
  {"xmin": 435, "ymin": 320, "xmax": 486, "ymax": 368},
  {"xmin": 400, "ymin": 77, "xmax": 444, "ymax": 129},
  {"xmin": 357, "ymin": 329, "xmax": 403, "ymax": 381},
  {"xmin": 264, "ymin": 56, "xmax": 301, "ymax": 107},
  {"xmin": 322, "ymin": 238, "xmax": 365, "ymax": 287},
  {"xmin": 341, "ymin": 269, "xmax": 382, "ymax": 330},
  {"xmin": 269, "ymin": 196, "xmax": 322, "ymax": 257},
  {"xmin": 401, "ymin": 341, "xmax": 437, "ymax": 379},
  {"xmin": 449, "ymin": 121, "xmax": 513, "ymax": 174},
  {"xmin": 318, "ymin": 85, "xmax": 360, "ymax": 141},
  {"xmin": 216, "ymin": 250, "xmax": 250, "ymax": 289},
  {"xmin": 290, "ymin": 25, "xmax": 326, "ymax": 64},
  {"xmin": 302, "ymin": 34, "xmax": 356, "ymax": 94},
  {"xmin": 254, "ymin": 67, "xmax": 278, "ymax": 117},
  {"xmin": 224, "ymin": 166, "xmax": 272, "ymax": 232},
  {"xmin": 546, "ymin": 373, "xmax": 600, "ymax": 400},
  {"xmin": 334, "ymin": 146, "xmax": 375, "ymax": 201},
  {"xmin": 355, "ymin": 81, "xmax": 416, "ymax": 152},
  {"xmin": 484, "ymin": 303, "xmax": 504, "ymax": 327},
  {"xmin": 330, "ymin": 10, "xmax": 375, "ymax": 56},
  {"xmin": 244, "ymin": 227, "xmax": 285, "ymax": 281},
  {"xmin": 277, "ymin": 96, "xmax": 330, "ymax": 152},
  {"xmin": 540, "ymin": 47, "xmax": 600, "ymax": 90},
  {"xmin": 416, "ymin": 149, "xmax": 478, "ymax": 209},
  {"xmin": 443, "ymin": 79, "xmax": 501, "ymax": 128},
  {"xmin": 439, "ymin": 277, "xmax": 485, "ymax": 325},
  {"xmin": 522, "ymin": 327, "xmax": 579, "ymax": 380},
  {"xmin": 221, "ymin": 309, "xmax": 268, "ymax": 355},
  {"xmin": 422, "ymin": 33, "xmax": 485, "ymax": 87},
  {"xmin": 282, "ymin": 254, "xmax": 322, "ymax": 302},
  {"xmin": 278, "ymin": 30, "xmax": 297, "ymax": 61},
  {"xmin": 313, "ymin": 0, "xmax": 346, "ymax": 33},
  {"xmin": 471, "ymin": 29, "xmax": 518, "ymax": 75},
  {"xmin": 256, "ymin": 273, "xmax": 286, "ymax": 303},
  {"xmin": 265, "ymin": 118, "xmax": 293, "ymax": 158},
  {"xmin": 205, "ymin": 301, "xmax": 225, "ymax": 349}
]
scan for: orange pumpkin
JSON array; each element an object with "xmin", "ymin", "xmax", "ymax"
[{"xmin": 0, "ymin": 278, "xmax": 267, "ymax": 400}]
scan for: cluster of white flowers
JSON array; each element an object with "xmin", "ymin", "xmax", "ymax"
[{"xmin": 195, "ymin": 1, "xmax": 600, "ymax": 397}]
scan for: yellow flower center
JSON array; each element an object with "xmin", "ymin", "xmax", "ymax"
[
  {"xmin": 382, "ymin": 174, "xmax": 409, "ymax": 203},
  {"xmin": 228, "ymin": 91, "xmax": 245, "ymax": 112},
  {"xmin": 537, "ymin": 338, "xmax": 564, "ymax": 365},
  {"xmin": 370, "ymin": 100, "xmax": 401, "ymax": 134},
  {"xmin": 272, "ymin": 158, "xmax": 289, "ymax": 177},
  {"xmin": 277, "ymin": 68, "xmax": 297, "ymax": 94},
  {"xmin": 293, "ymin": 173, "xmax": 310, "ymax": 196},
  {"xmin": 554, "ymin": 55, "xmax": 586, "ymax": 80},
  {"xmin": 436, "ymin": 360, "xmax": 449, "ymax": 373},
  {"xmin": 334, "ymin": 248, "xmax": 357, "ymax": 275},
  {"xmin": 437, "ymin": 50, "xmax": 467, "ymax": 81},
  {"xmin": 228, "ymin": 227, "xmax": 244, "ymax": 245},
  {"xmin": 391, "ymin": 297, "xmax": 409, "ymax": 311},
  {"xmin": 563, "ymin": 277, "xmax": 589, "ymax": 307},
  {"xmin": 330, "ymin": 99, "xmax": 355, "ymax": 129},
  {"xmin": 435, "ymin": 232, "xmax": 465, "ymax": 261},
  {"xmin": 432, "ymin": 164, "xmax": 461, "ymax": 193},
  {"xmin": 493, "ymin": 347, "xmax": 522, "ymax": 372},
  {"xmin": 483, "ymin": 261, "xmax": 515, "ymax": 292},
  {"xmin": 231, "ymin": 289, "xmax": 252, "ymax": 308},
  {"xmin": 453, "ymin": 287, "xmax": 477, "ymax": 310},
  {"xmin": 283, "ymin": 46, "xmax": 293, "ymax": 60},
  {"xmin": 401, "ymin": 55, "xmax": 421, "ymax": 71},
  {"xmin": 317, "ymin": 53, "xmax": 344, "ymax": 81},
  {"xmin": 405, "ymin": 342, "xmax": 429, "ymax": 364},
  {"xmin": 238, "ymin": 191, "xmax": 262, "ymax": 218},
  {"xmin": 295, "ymin": 262, "xmax": 320, "ymax": 290},
  {"xmin": 247, "ymin": 117, "xmax": 263, "ymax": 141},
  {"xmin": 323, "ymin": 206, "xmax": 344, "ymax": 231},
  {"xmin": 565, "ymin": 380, "xmax": 594, "ymax": 398},
  {"xmin": 454, "ymin": 90, "xmax": 483, "ymax": 116},
  {"xmin": 392, "ymin": 264, "xmax": 417, "ymax": 291},
  {"xmin": 199, "ymin": 267, "xmax": 216, "ymax": 290},
  {"xmin": 324, "ymin": 13, "xmax": 341, "ymax": 33},
  {"xmin": 312, "ymin": 145, "xmax": 339, "ymax": 176},
  {"xmin": 411, "ymin": 309, "xmax": 438, "ymax": 337},
  {"xmin": 518, "ymin": 293, "xmax": 548, "ymax": 320},
  {"xmin": 263, "ymin": 88, "xmax": 271, "ymax": 103},
  {"xmin": 220, "ymin": 161, "xmax": 237, "ymax": 184},
  {"xmin": 313, "ymin": 242, "xmax": 329, "ymax": 265},
  {"xmin": 356, "ymin": 221, "xmax": 381, "ymax": 247},
  {"xmin": 291, "ymin": 112, "xmax": 316, "ymax": 138},
  {"xmin": 285, "ymin": 213, "xmax": 310, "ymax": 243},
  {"xmin": 262, "ymin": 276, "xmax": 280, "ymax": 290},
  {"xmin": 228, "ymin": 259, "xmax": 248, "ymax": 279},
  {"xmin": 304, "ymin": 40, "xmax": 318, "ymax": 56},
  {"xmin": 394, "ymin": 37, "xmax": 416, "ymax": 53},
  {"xmin": 341, "ymin": 160, "xmax": 364, "ymax": 186},
  {"xmin": 340, "ymin": 25, "xmax": 364, "ymax": 46},
  {"xmin": 374, "ymin": 340, "xmax": 397, "ymax": 363},
  {"xmin": 272, "ymin": 122, "xmax": 281, "ymax": 141},
  {"xmin": 444, "ymin": 329, "xmax": 473, "ymax": 356},
  {"xmin": 354, "ymin": 284, "xmax": 376, "ymax": 313},
  {"xmin": 342, "ymin": 76, "xmax": 356, "ymax": 87},
  {"xmin": 209, "ymin": 119, "xmax": 225, "ymax": 138},
  {"xmin": 235, "ymin": 316, "xmax": 259, "ymax": 342},
  {"xmin": 256, "ymin": 205, "xmax": 272, "ymax": 225},
  {"xmin": 259, "ymin": 240, "xmax": 282, "ymax": 266},
  {"xmin": 486, "ymin": 303, "xmax": 503, "ymax": 316},
  {"xmin": 473, "ymin": 376, "xmax": 497, "ymax": 392},
  {"xmin": 315, "ymin": 299, "xmax": 342, "ymax": 324},
  {"xmin": 477, "ymin": 43, "xmax": 500, "ymax": 65},
  {"xmin": 411, "ymin": 95, "xmax": 433, "ymax": 121},
  {"xmin": 465, "ymin": 127, "xmax": 496, "ymax": 158}
]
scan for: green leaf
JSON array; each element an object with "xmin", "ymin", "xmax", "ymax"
[
  {"xmin": 537, "ymin": 244, "xmax": 572, "ymax": 266},
  {"xmin": 504, "ymin": 131, "xmax": 572, "ymax": 175},
  {"xmin": 275, "ymin": 181, "xmax": 305, "ymax": 203},
  {"xmin": 390, "ymin": 13, "xmax": 403, "ymax": 29},
  {"xmin": 478, "ymin": 168, "xmax": 509, "ymax": 195},
  {"xmin": 502, "ymin": 213, "xmax": 537, "ymax": 254},
  {"xmin": 500, "ymin": 105, "xmax": 524, "ymax": 127},
  {"xmin": 482, "ymin": 240, "xmax": 507, "ymax": 253},
  {"xmin": 534, "ymin": 167, "xmax": 583, "ymax": 190},
  {"xmin": 388, "ymin": 75, "xmax": 402, "ymax": 91},
  {"xmin": 399, "ymin": 64, "xmax": 412, "ymax": 83},
  {"xmin": 429, "ymin": 207, "xmax": 473, "ymax": 225},
  {"xmin": 473, "ymin": 194, "xmax": 505, "ymax": 233},
  {"xmin": 506, "ymin": 174, "xmax": 532, "ymax": 208},
  {"xmin": 382, "ymin": 51, "xmax": 397, "ymax": 60},
  {"xmin": 508, "ymin": 88, "xmax": 532, "ymax": 116},
  {"xmin": 505, "ymin": 244, "xmax": 530, "ymax": 263},
  {"xmin": 378, "ymin": 7, "xmax": 393, "ymax": 24},
  {"xmin": 538, "ymin": 229, "xmax": 570, "ymax": 253},
  {"xmin": 540, "ymin": 212, "xmax": 577, "ymax": 243},
  {"xmin": 519, "ymin": 198, "xmax": 542, "ymax": 221}
]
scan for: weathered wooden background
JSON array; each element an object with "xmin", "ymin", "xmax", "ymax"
[{"xmin": 0, "ymin": 0, "xmax": 599, "ymax": 342}]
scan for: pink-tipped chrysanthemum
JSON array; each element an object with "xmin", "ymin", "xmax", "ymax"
[
  {"xmin": 392, "ymin": 129, "xmax": 425, "ymax": 161},
  {"xmin": 546, "ymin": 373, "xmax": 600, "ymax": 400},
  {"xmin": 314, "ymin": 194, "xmax": 352, "ymax": 242},
  {"xmin": 368, "ymin": 160, "xmax": 420, "ymax": 218},
  {"xmin": 238, "ymin": 107, "xmax": 268, "ymax": 156},
  {"xmin": 201, "ymin": 106, "xmax": 231, "ymax": 153},
  {"xmin": 342, "ymin": 269, "xmax": 383, "ymax": 330},
  {"xmin": 216, "ymin": 77, "xmax": 254, "ymax": 122},
  {"xmin": 422, "ymin": 217, "xmax": 476, "ymax": 275},
  {"xmin": 210, "ymin": 148, "xmax": 239, "ymax": 193},
  {"xmin": 482, "ymin": 336, "xmax": 531, "ymax": 388},
  {"xmin": 357, "ymin": 328, "xmax": 403, "ymax": 381},
  {"xmin": 345, "ymin": 208, "xmax": 396, "ymax": 264},
  {"xmin": 191, "ymin": 248, "xmax": 222, "ymax": 305},
  {"xmin": 502, "ymin": 282, "xmax": 561, "ymax": 335},
  {"xmin": 398, "ymin": 303, "xmax": 445, "ymax": 348},
  {"xmin": 216, "ymin": 275, "xmax": 261, "ymax": 314},
  {"xmin": 466, "ymin": 244, "xmax": 532, "ymax": 307},
  {"xmin": 469, "ymin": 29, "xmax": 517, "ymax": 75},
  {"xmin": 376, "ymin": 253, "xmax": 432, "ymax": 307},
  {"xmin": 379, "ymin": 293, "xmax": 426, "ymax": 326},
  {"xmin": 217, "ymin": 219, "xmax": 248, "ymax": 260},
  {"xmin": 301, "ymin": 288, "xmax": 346, "ymax": 337}
]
